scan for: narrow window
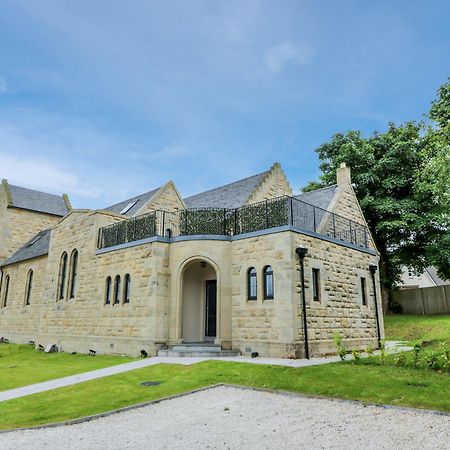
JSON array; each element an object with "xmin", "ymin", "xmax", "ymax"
[
  {"xmin": 25, "ymin": 270, "xmax": 33, "ymax": 306},
  {"xmin": 2, "ymin": 275, "xmax": 10, "ymax": 307},
  {"xmin": 312, "ymin": 268, "xmax": 321, "ymax": 302},
  {"xmin": 165, "ymin": 228, "xmax": 172, "ymax": 238},
  {"xmin": 113, "ymin": 275, "xmax": 121, "ymax": 304},
  {"xmin": 57, "ymin": 252, "xmax": 68, "ymax": 300},
  {"xmin": 247, "ymin": 267, "xmax": 257, "ymax": 300},
  {"xmin": 361, "ymin": 277, "xmax": 367, "ymax": 306},
  {"xmin": 105, "ymin": 277, "xmax": 112, "ymax": 305},
  {"xmin": 263, "ymin": 266, "xmax": 274, "ymax": 300},
  {"xmin": 123, "ymin": 274, "xmax": 131, "ymax": 304},
  {"xmin": 69, "ymin": 249, "xmax": 78, "ymax": 299}
]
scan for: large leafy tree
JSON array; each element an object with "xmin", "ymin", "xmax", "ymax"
[{"xmin": 304, "ymin": 79, "xmax": 450, "ymax": 304}]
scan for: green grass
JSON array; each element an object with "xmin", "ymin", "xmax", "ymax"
[
  {"xmin": 384, "ymin": 314, "xmax": 450, "ymax": 348},
  {"xmin": 1, "ymin": 360, "xmax": 449, "ymax": 430},
  {"xmin": 0, "ymin": 344, "xmax": 134, "ymax": 391},
  {"xmin": 1, "ymin": 315, "xmax": 449, "ymax": 430}
]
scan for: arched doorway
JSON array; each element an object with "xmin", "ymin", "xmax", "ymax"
[{"xmin": 182, "ymin": 259, "xmax": 218, "ymax": 343}]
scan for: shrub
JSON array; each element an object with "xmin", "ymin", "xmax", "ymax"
[
  {"xmin": 365, "ymin": 344, "xmax": 374, "ymax": 356},
  {"xmin": 425, "ymin": 351, "xmax": 441, "ymax": 370}
]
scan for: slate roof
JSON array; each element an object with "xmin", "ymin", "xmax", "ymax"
[
  {"xmin": 7, "ymin": 184, "xmax": 68, "ymax": 216},
  {"xmin": 104, "ymin": 187, "xmax": 160, "ymax": 217},
  {"xmin": 184, "ymin": 171, "xmax": 269, "ymax": 209},
  {"xmin": 1, "ymin": 229, "xmax": 51, "ymax": 267},
  {"xmin": 295, "ymin": 185, "xmax": 337, "ymax": 211}
]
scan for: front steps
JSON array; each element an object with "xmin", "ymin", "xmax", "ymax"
[{"xmin": 157, "ymin": 343, "xmax": 240, "ymax": 358}]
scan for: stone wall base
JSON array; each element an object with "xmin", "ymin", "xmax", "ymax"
[
  {"xmin": 35, "ymin": 334, "xmax": 161, "ymax": 357},
  {"xmin": 309, "ymin": 337, "xmax": 379, "ymax": 357}
]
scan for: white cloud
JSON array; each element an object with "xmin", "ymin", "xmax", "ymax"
[{"xmin": 265, "ymin": 41, "xmax": 311, "ymax": 72}]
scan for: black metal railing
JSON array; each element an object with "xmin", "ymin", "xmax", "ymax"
[{"xmin": 97, "ymin": 196, "xmax": 369, "ymax": 249}]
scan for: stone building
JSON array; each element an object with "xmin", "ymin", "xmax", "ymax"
[{"xmin": 0, "ymin": 163, "xmax": 383, "ymax": 358}]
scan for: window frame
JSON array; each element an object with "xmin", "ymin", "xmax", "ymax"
[
  {"xmin": 113, "ymin": 275, "xmax": 121, "ymax": 305},
  {"xmin": 68, "ymin": 249, "xmax": 78, "ymax": 299},
  {"xmin": 57, "ymin": 252, "xmax": 68, "ymax": 301},
  {"xmin": 105, "ymin": 276, "xmax": 112, "ymax": 305},
  {"xmin": 2, "ymin": 274, "xmax": 10, "ymax": 307},
  {"xmin": 263, "ymin": 265, "xmax": 274, "ymax": 300},
  {"xmin": 25, "ymin": 269, "xmax": 33, "ymax": 306},
  {"xmin": 123, "ymin": 273, "xmax": 131, "ymax": 304},
  {"xmin": 312, "ymin": 268, "xmax": 321, "ymax": 302},
  {"xmin": 247, "ymin": 267, "xmax": 257, "ymax": 301},
  {"xmin": 361, "ymin": 276, "xmax": 367, "ymax": 306}
]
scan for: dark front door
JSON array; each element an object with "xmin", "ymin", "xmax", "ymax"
[{"xmin": 205, "ymin": 280, "xmax": 217, "ymax": 339}]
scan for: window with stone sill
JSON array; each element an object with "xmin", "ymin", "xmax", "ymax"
[
  {"xmin": 263, "ymin": 266, "xmax": 274, "ymax": 300},
  {"xmin": 123, "ymin": 274, "xmax": 131, "ymax": 304},
  {"xmin": 247, "ymin": 267, "xmax": 257, "ymax": 300},
  {"xmin": 57, "ymin": 252, "xmax": 68, "ymax": 301},
  {"xmin": 105, "ymin": 276, "xmax": 112, "ymax": 305},
  {"xmin": 25, "ymin": 270, "xmax": 33, "ymax": 306},
  {"xmin": 113, "ymin": 275, "xmax": 121, "ymax": 305}
]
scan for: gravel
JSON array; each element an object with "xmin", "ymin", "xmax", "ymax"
[{"xmin": 1, "ymin": 385, "xmax": 449, "ymax": 449}]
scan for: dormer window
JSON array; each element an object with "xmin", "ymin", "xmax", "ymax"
[{"xmin": 120, "ymin": 200, "xmax": 139, "ymax": 215}]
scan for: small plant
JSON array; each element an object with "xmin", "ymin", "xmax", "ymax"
[
  {"xmin": 379, "ymin": 340, "xmax": 387, "ymax": 365},
  {"xmin": 395, "ymin": 353, "xmax": 406, "ymax": 367},
  {"xmin": 365, "ymin": 344, "xmax": 374, "ymax": 356},
  {"xmin": 412, "ymin": 342, "xmax": 422, "ymax": 367},
  {"xmin": 439, "ymin": 343, "xmax": 450, "ymax": 370},
  {"xmin": 425, "ymin": 351, "xmax": 441, "ymax": 370},
  {"xmin": 333, "ymin": 332, "xmax": 348, "ymax": 361},
  {"xmin": 352, "ymin": 350, "xmax": 361, "ymax": 363}
]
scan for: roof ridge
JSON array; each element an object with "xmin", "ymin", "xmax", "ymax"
[
  {"xmin": 184, "ymin": 170, "xmax": 269, "ymax": 200},
  {"xmin": 297, "ymin": 184, "xmax": 337, "ymax": 195},
  {"xmin": 8, "ymin": 183, "xmax": 65, "ymax": 199}
]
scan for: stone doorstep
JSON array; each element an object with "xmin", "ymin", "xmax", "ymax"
[{"xmin": 158, "ymin": 343, "xmax": 241, "ymax": 358}]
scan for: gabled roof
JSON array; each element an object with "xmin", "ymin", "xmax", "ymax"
[
  {"xmin": 184, "ymin": 170, "xmax": 269, "ymax": 209},
  {"xmin": 104, "ymin": 187, "xmax": 161, "ymax": 217},
  {"xmin": 295, "ymin": 185, "xmax": 337, "ymax": 211},
  {"xmin": 1, "ymin": 229, "xmax": 51, "ymax": 267},
  {"xmin": 426, "ymin": 267, "xmax": 450, "ymax": 286},
  {"xmin": 3, "ymin": 181, "xmax": 69, "ymax": 216}
]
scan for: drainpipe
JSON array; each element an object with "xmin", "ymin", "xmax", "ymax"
[
  {"xmin": 369, "ymin": 264, "xmax": 382, "ymax": 348},
  {"xmin": 296, "ymin": 247, "xmax": 309, "ymax": 359}
]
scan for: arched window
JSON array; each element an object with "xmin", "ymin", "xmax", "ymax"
[
  {"xmin": 113, "ymin": 275, "xmax": 121, "ymax": 304},
  {"xmin": 247, "ymin": 267, "xmax": 257, "ymax": 300},
  {"xmin": 105, "ymin": 276, "xmax": 112, "ymax": 305},
  {"xmin": 2, "ymin": 274, "xmax": 10, "ymax": 307},
  {"xmin": 57, "ymin": 252, "xmax": 68, "ymax": 301},
  {"xmin": 263, "ymin": 266, "xmax": 274, "ymax": 300},
  {"xmin": 123, "ymin": 274, "xmax": 131, "ymax": 304},
  {"xmin": 69, "ymin": 249, "xmax": 78, "ymax": 299},
  {"xmin": 25, "ymin": 270, "xmax": 33, "ymax": 305},
  {"xmin": 165, "ymin": 228, "xmax": 172, "ymax": 238}
]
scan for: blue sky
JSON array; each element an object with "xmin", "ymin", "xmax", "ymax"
[{"xmin": 0, "ymin": 1, "xmax": 449, "ymax": 208}]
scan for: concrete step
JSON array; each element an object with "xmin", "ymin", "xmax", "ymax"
[
  {"xmin": 172, "ymin": 344, "xmax": 223, "ymax": 353},
  {"xmin": 157, "ymin": 349, "xmax": 240, "ymax": 357}
]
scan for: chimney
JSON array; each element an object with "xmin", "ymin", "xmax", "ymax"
[{"xmin": 336, "ymin": 162, "xmax": 351, "ymax": 186}]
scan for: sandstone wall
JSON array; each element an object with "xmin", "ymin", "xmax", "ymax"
[
  {"xmin": 0, "ymin": 255, "xmax": 48, "ymax": 343},
  {"xmin": 246, "ymin": 163, "xmax": 292, "ymax": 205}
]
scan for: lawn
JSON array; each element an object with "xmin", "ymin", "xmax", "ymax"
[
  {"xmin": 384, "ymin": 314, "xmax": 450, "ymax": 348},
  {"xmin": 0, "ymin": 344, "xmax": 134, "ymax": 391},
  {"xmin": 0, "ymin": 315, "xmax": 449, "ymax": 430},
  {"xmin": 1, "ymin": 360, "xmax": 450, "ymax": 430}
]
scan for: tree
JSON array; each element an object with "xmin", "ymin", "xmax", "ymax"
[{"xmin": 304, "ymin": 79, "xmax": 450, "ymax": 306}]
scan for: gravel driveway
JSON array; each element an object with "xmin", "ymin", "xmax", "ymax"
[{"xmin": 1, "ymin": 385, "xmax": 448, "ymax": 449}]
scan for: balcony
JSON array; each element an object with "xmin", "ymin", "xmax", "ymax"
[{"xmin": 98, "ymin": 195, "xmax": 369, "ymax": 250}]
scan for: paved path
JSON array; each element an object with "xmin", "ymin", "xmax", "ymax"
[
  {"xmin": 1, "ymin": 385, "xmax": 448, "ymax": 449},
  {"xmin": 0, "ymin": 341, "xmax": 410, "ymax": 403}
]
